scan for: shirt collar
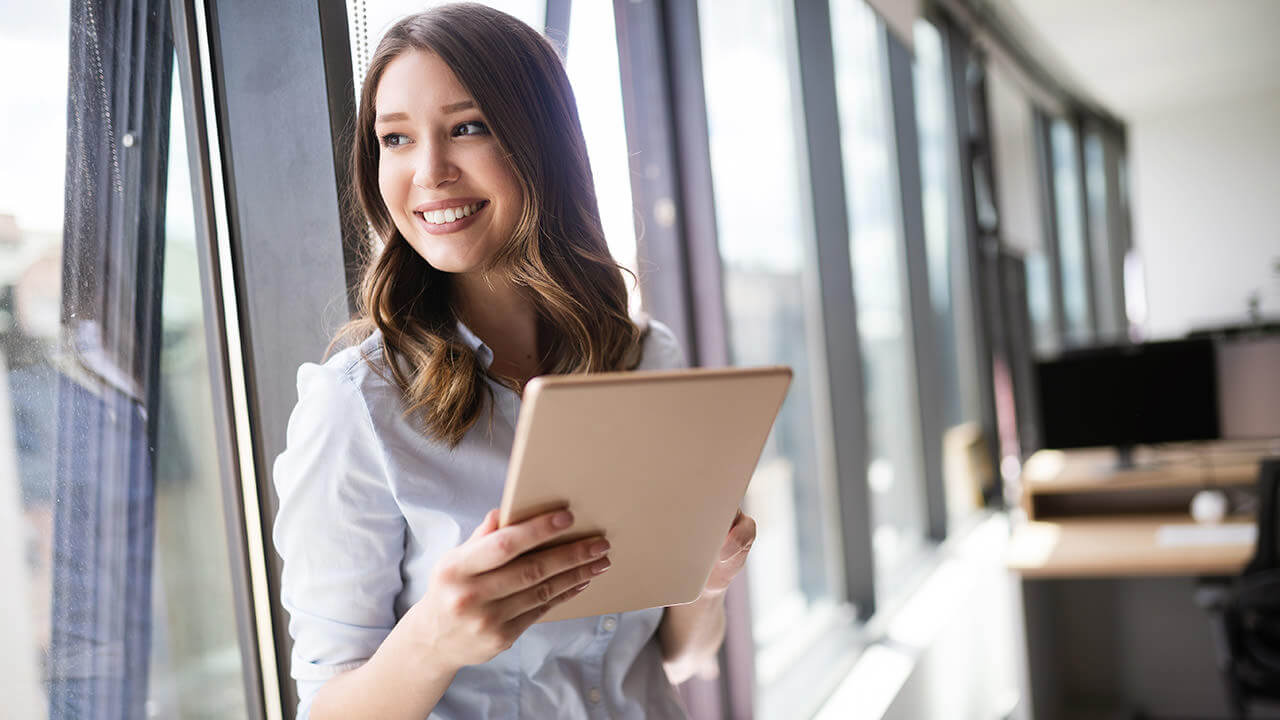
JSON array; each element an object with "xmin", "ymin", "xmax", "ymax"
[{"xmin": 454, "ymin": 319, "xmax": 495, "ymax": 371}]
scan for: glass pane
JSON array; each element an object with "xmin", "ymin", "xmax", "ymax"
[
  {"xmin": 1083, "ymin": 131, "xmax": 1118, "ymax": 341},
  {"xmin": 912, "ymin": 19, "xmax": 983, "ymax": 519},
  {"xmin": 565, "ymin": 0, "xmax": 641, "ymax": 313},
  {"xmin": 986, "ymin": 64, "xmax": 1057, "ymax": 354},
  {"xmin": 698, "ymin": 0, "xmax": 842, "ymax": 693},
  {"xmin": 1051, "ymin": 119, "xmax": 1093, "ymax": 346},
  {"xmin": 830, "ymin": 0, "xmax": 926, "ymax": 587},
  {"xmin": 2, "ymin": 8, "xmax": 250, "ymax": 717},
  {"xmin": 144, "ymin": 63, "xmax": 252, "ymax": 720}
]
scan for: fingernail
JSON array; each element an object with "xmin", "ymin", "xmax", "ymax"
[
  {"xmin": 589, "ymin": 540, "xmax": 610, "ymax": 557},
  {"xmin": 591, "ymin": 558, "xmax": 612, "ymax": 574},
  {"xmin": 572, "ymin": 582, "xmax": 590, "ymax": 592},
  {"xmin": 552, "ymin": 511, "xmax": 573, "ymax": 528}
]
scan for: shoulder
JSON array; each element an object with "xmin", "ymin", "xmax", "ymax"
[
  {"xmin": 637, "ymin": 317, "xmax": 688, "ymax": 371},
  {"xmin": 300, "ymin": 329, "xmax": 393, "ymax": 403}
]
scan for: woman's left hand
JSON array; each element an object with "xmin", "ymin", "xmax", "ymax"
[{"xmin": 701, "ymin": 510, "xmax": 756, "ymax": 598}]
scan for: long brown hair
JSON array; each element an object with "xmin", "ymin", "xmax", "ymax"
[{"xmin": 332, "ymin": 3, "xmax": 643, "ymax": 447}]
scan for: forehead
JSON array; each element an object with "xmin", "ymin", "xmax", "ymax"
[{"xmin": 374, "ymin": 49, "xmax": 469, "ymax": 111}]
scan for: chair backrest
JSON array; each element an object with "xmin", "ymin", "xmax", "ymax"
[{"xmin": 1244, "ymin": 458, "xmax": 1280, "ymax": 576}]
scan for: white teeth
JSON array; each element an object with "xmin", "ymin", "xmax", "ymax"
[{"xmin": 419, "ymin": 201, "xmax": 484, "ymax": 225}]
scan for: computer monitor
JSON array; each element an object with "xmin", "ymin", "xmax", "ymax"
[{"xmin": 1035, "ymin": 338, "xmax": 1221, "ymax": 459}]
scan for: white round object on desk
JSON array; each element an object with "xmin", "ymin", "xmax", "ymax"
[{"xmin": 1190, "ymin": 489, "xmax": 1229, "ymax": 524}]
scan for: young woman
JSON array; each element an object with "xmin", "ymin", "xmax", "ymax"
[{"xmin": 271, "ymin": 4, "xmax": 757, "ymax": 719}]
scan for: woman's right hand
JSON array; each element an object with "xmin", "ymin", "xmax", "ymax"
[{"xmin": 407, "ymin": 508, "xmax": 611, "ymax": 670}]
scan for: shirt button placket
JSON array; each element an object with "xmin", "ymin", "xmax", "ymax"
[{"xmin": 586, "ymin": 614, "xmax": 614, "ymax": 717}]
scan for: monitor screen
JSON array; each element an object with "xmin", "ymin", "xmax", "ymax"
[{"xmin": 1035, "ymin": 338, "xmax": 1221, "ymax": 450}]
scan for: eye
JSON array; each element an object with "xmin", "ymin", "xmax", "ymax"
[
  {"xmin": 379, "ymin": 132, "xmax": 410, "ymax": 148},
  {"xmin": 452, "ymin": 121, "xmax": 489, "ymax": 137}
]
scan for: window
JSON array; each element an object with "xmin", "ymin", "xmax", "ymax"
[
  {"xmin": 1049, "ymin": 118, "xmax": 1093, "ymax": 346},
  {"xmin": 697, "ymin": 0, "xmax": 846, "ymax": 698},
  {"xmin": 830, "ymin": 0, "xmax": 927, "ymax": 589},
  {"xmin": 1, "ymin": 5, "xmax": 251, "ymax": 717},
  {"xmin": 911, "ymin": 18, "xmax": 983, "ymax": 519},
  {"xmin": 1084, "ymin": 129, "xmax": 1127, "ymax": 342},
  {"xmin": 564, "ymin": 0, "xmax": 641, "ymax": 313},
  {"xmin": 986, "ymin": 65, "xmax": 1057, "ymax": 355}
]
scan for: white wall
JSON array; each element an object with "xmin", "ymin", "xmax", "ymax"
[{"xmin": 1129, "ymin": 94, "xmax": 1280, "ymax": 339}]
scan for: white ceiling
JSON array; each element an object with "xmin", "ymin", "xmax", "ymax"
[{"xmin": 981, "ymin": 0, "xmax": 1280, "ymax": 119}]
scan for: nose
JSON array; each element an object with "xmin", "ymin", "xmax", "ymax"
[{"xmin": 412, "ymin": 138, "xmax": 458, "ymax": 189}]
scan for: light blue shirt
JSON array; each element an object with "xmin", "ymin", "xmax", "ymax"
[{"xmin": 272, "ymin": 319, "xmax": 690, "ymax": 719}]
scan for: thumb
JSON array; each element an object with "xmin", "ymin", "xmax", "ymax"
[{"xmin": 470, "ymin": 509, "xmax": 500, "ymax": 540}]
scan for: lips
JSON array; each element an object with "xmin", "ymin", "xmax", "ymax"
[{"xmin": 413, "ymin": 199, "xmax": 489, "ymax": 235}]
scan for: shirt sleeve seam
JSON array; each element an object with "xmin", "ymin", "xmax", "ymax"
[{"xmin": 333, "ymin": 346, "xmax": 395, "ymax": 486}]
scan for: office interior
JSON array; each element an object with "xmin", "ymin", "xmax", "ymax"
[{"xmin": 2, "ymin": 0, "xmax": 1278, "ymax": 719}]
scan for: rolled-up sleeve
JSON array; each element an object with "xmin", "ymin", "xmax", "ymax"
[{"xmin": 271, "ymin": 361, "xmax": 406, "ymax": 718}]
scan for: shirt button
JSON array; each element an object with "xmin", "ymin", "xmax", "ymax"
[
  {"xmin": 588, "ymin": 687, "xmax": 602, "ymax": 704},
  {"xmin": 602, "ymin": 617, "xmax": 617, "ymax": 632}
]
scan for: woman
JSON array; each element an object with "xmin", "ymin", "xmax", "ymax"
[{"xmin": 271, "ymin": 4, "xmax": 756, "ymax": 719}]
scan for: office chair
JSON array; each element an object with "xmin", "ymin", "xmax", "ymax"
[{"xmin": 1195, "ymin": 458, "xmax": 1280, "ymax": 719}]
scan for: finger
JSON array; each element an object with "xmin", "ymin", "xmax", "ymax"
[
  {"xmin": 469, "ymin": 509, "xmax": 500, "ymax": 541},
  {"xmin": 456, "ymin": 508, "xmax": 574, "ymax": 575},
  {"xmin": 482, "ymin": 535, "xmax": 610, "ymax": 600},
  {"xmin": 494, "ymin": 556, "xmax": 610, "ymax": 621},
  {"xmin": 502, "ymin": 579, "xmax": 591, "ymax": 634},
  {"xmin": 720, "ymin": 514, "xmax": 757, "ymax": 560},
  {"xmin": 729, "ymin": 509, "xmax": 744, "ymax": 529}
]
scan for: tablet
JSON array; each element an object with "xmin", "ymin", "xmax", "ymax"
[{"xmin": 498, "ymin": 365, "xmax": 792, "ymax": 623}]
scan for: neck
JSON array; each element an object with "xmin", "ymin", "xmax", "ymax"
[{"xmin": 451, "ymin": 270, "xmax": 539, "ymax": 360}]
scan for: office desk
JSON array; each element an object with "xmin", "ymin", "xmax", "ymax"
[
  {"xmin": 1007, "ymin": 514, "xmax": 1253, "ymax": 578},
  {"xmin": 1006, "ymin": 446, "xmax": 1272, "ymax": 720}
]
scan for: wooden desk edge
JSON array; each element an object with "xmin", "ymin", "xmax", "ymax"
[{"xmin": 1006, "ymin": 515, "xmax": 1254, "ymax": 579}]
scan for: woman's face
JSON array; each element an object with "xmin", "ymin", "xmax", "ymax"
[{"xmin": 374, "ymin": 50, "xmax": 523, "ymax": 274}]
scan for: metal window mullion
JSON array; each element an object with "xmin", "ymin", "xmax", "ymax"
[
  {"xmin": 791, "ymin": 0, "xmax": 876, "ymax": 620},
  {"xmin": 168, "ymin": 0, "xmax": 271, "ymax": 717},
  {"xmin": 882, "ymin": 25, "xmax": 947, "ymax": 541}
]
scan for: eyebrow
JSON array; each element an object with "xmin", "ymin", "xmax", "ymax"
[{"xmin": 375, "ymin": 100, "xmax": 476, "ymax": 125}]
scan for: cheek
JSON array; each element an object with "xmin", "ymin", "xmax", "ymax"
[{"xmin": 377, "ymin": 162, "xmax": 403, "ymax": 210}]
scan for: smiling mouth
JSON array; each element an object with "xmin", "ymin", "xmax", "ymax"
[{"xmin": 415, "ymin": 200, "xmax": 488, "ymax": 226}]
